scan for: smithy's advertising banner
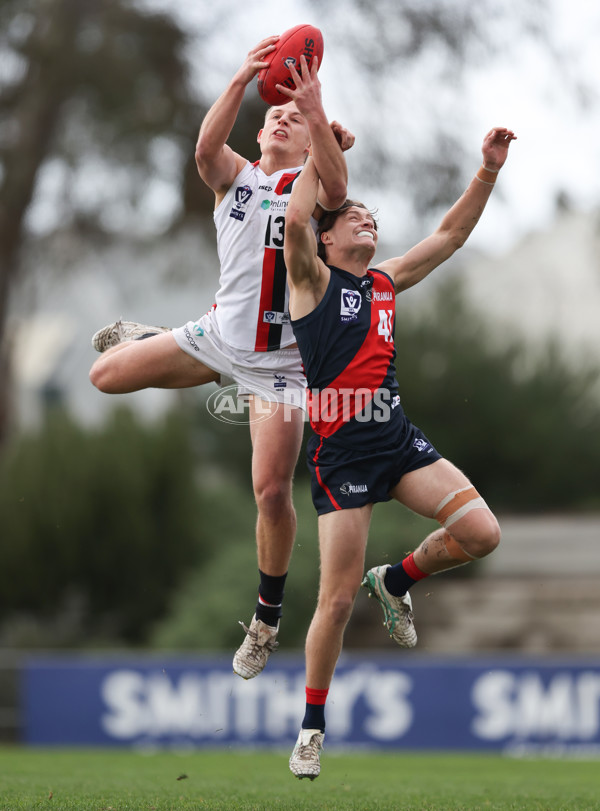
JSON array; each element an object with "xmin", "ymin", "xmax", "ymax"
[{"xmin": 22, "ymin": 654, "xmax": 600, "ymax": 754}]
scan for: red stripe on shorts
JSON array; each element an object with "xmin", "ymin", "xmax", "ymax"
[{"xmin": 313, "ymin": 437, "xmax": 342, "ymax": 511}]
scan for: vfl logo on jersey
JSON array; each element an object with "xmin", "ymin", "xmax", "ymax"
[
  {"xmin": 413, "ymin": 438, "xmax": 431, "ymax": 452},
  {"xmin": 340, "ymin": 481, "xmax": 368, "ymax": 496},
  {"xmin": 340, "ymin": 289, "xmax": 362, "ymax": 322},
  {"xmin": 263, "ymin": 310, "xmax": 291, "ymax": 325},
  {"xmin": 229, "ymin": 184, "xmax": 253, "ymax": 221}
]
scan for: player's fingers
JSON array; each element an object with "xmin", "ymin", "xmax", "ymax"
[
  {"xmin": 275, "ymin": 83, "xmax": 295, "ymax": 98},
  {"xmin": 343, "ymin": 133, "xmax": 356, "ymax": 150},
  {"xmin": 252, "ymin": 46, "xmax": 278, "ymax": 68},
  {"xmin": 287, "ymin": 58, "xmax": 301, "ymax": 79},
  {"xmin": 298, "ymin": 54, "xmax": 310, "ymax": 78},
  {"xmin": 254, "ymin": 35, "xmax": 279, "ymax": 52}
]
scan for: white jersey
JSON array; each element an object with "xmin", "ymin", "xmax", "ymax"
[{"xmin": 212, "ymin": 160, "xmax": 304, "ymax": 352}]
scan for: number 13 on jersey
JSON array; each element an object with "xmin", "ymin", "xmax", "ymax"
[{"xmin": 265, "ymin": 214, "xmax": 285, "ymax": 248}]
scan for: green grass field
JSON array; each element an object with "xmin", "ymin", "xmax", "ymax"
[{"xmin": 0, "ymin": 747, "xmax": 599, "ymax": 811}]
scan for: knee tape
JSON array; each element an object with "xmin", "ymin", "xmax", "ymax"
[
  {"xmin": 443, "ymin": 532, "xmax": 477, "ymax": 562},
  {"xmin": 434, "ymin": 485, "xmax": 489, "ymax": 529}
]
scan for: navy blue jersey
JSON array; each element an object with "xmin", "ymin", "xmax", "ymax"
[{"xmin": 291, "ymin": 265, "xmax": 405, "ymax": 450}]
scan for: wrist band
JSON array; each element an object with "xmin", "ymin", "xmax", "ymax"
[
  {"xmin": 476, "ymin": 166, "xmax": 499, "ymax": 185},
  {"xmin": 316, "ymin": 198, "xmax": 338, "ymax": 212}
]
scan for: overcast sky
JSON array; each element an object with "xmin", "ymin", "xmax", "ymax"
[
  {"xmin": 24, "ymin": 0, "xmax": 599, "ymax": 255},
  {"xmin": 146, "ymin": 0, "xmax": 600, "ymax": 255}
]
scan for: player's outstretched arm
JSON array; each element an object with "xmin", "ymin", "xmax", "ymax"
[
  {"xmin": 196, "ymin": 36, "xmax": 279, "ymax": 197},
  {"xmin": 279, "ymin": 55, "xmax": 350, "ymax": 211},
  {"xmin": 284, "ymin": 157, "xmax": 329, "ymax": 319},
  {"xmin": 378, "ymin": 127, "xmax": 517, "ymax": 293}
]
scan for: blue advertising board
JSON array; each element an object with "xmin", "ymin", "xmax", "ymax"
[{"xmin": 22, "ymin": 654, "xmax": 600, "ymax": 754}]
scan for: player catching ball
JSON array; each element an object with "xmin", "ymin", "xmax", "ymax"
[
  {"xmin": 89, "ymin": 34, "xmax": 353, "ymax": 680},
  {"xmin": 284, "ymin": 126, "xmax": 516, "ymax": 779}
]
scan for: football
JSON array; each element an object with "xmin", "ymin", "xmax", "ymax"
[{"xmin": 257, "ymin": 24, "xmax": 324, "ymax": 106}]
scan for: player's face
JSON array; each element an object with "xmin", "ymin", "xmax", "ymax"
[
  {"xmin": 334, "ymin": 206, "xmax": 378, "ymax": 252},
  {"xmin": 258, "ymin": 102, "xmax": 311, "ymax": 159}
]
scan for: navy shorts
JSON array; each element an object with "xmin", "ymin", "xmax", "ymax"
[{"xmin": 307, "ymin": 418, "xmax": 442, "ymax": 515}]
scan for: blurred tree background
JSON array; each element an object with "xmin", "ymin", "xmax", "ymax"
[{"xmin": 1, "ymin": 0, "xmax": 599, "ymax": 650}]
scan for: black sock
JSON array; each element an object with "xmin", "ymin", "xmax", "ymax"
[
  {"xmin": 255, "ymin": 570, "xmax": 287, "ymax": 626},
  {"xmin": 302, "ymin": 687, "xmax": 328, "ymax": 732},
  {"xmin": 383, "ymin": 561, "xmax": 418, "ymax": 597},
  {"xmin": 302, "ymin": 705, "xmax": 326, "ymax": 732}
]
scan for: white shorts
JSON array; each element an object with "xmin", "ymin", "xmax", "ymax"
[{"xmin": 172, "ymin": 308, "xmax": 306, "ymax": 409}]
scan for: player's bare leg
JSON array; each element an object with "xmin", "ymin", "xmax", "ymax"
[
  {"xmin": 363, "ymin": 458, "xmax": 500, "ymax": 645},
  {"xmin": 290, "ymin": 506, "xmax": 371, "ymax": 779},
  {"xmin": 305, "ymin": 506, "xmax": 372, "ymax": 687},
  {"xmin": 89, "ymin": 331, "xmax": 220, "ymax": 392},
  {"xmin": 249, "ymin": 397, "xmax": 304, "ymax": 576},
  {"xmin": 391, "ymin": 458, "xmax": 500, "ymax": 569},
  {"xmin": 233, "ymin": 399, "xmax": 304, "ymax": 679}
]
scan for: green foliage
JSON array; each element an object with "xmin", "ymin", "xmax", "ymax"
[
  {"xmin": 0, "ymin": 407, "xmax": 207, "ymax": 646},
  {"xmin": 154, "ymin": 280, "xmax": 600, "ymax": 650},
  {"xmin": 395, "ymin": 279, "xmax": 600, "ymax": 511},
  {"xmin": 150, "ymin": 481, "xmax": 263, "ymax": 651},
  {"xmin": 3, "ymin": 283, "xmax": 600, "ymax": 651},
  {"xmin": 152, "ymin": 479, "xmax": 439, "ymax": 652}
]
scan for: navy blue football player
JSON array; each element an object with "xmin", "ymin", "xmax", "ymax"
[{"xmin": 285, "ymin": 127, "xmax": 516, "ymax": 779}]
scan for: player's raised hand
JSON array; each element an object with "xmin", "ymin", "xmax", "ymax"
[
  {"xmin": 235, "ymin": 36, "xmax": 280, "ymax": 85},
  {"xmin": 277, "ymin": 54, "xmax": 323, "ymax": 117},
  {"xmin": 330, "ymin": 120, "xmax": 355, "ymax": 152},
  {"xmin": 481, "ymin": 127, "xmax": 517, "ymax": 171}
]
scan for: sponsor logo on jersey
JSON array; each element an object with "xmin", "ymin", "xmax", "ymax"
[
  {"xmin": 263, "ymin": 310, "xmax": 290, "ymax": 325},
  {"xmin": 183, "ymin": 325, "xmax": 201, "ymax": 353},
  {"xmin": 193, "ymin": 325, "xmax": 204, "ymax": 338},
  {"xmin": 340, "ymin": 289, "xmax": 362, "ymax": 322},
  {"xmin": 273, "ymin": 374, "xmax": 287, "ymax": 390},
  {"xmin": 259, "ymin": 185, "xmax": 273, "ymax": 191},
  {"xmin": 367, "ymin": 289, "xmax": 394, "ymax": 302},
  {"xmin": 340, "ymin": 481, "xmax": 368, "ymax": 496},
  {"xmin": 230, "ymin": 184, "xmax": 253, "ymax": 221},
  {"xmin": 261, "ymin": 199, "xmax": 287, "ymax": 211}
]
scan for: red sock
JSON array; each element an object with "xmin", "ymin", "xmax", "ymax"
[
  {"xmin": 402, "ymin": 552, "xmax": 428, "ymax": 581},
  {"xmin": 305, "ymin": 687, "xmax": 328, "ymax": 705}
]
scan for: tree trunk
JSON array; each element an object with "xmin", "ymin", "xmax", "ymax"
[{"xmin": 0, "ymin": 0, "xmax": 83, "ymax": 445}]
